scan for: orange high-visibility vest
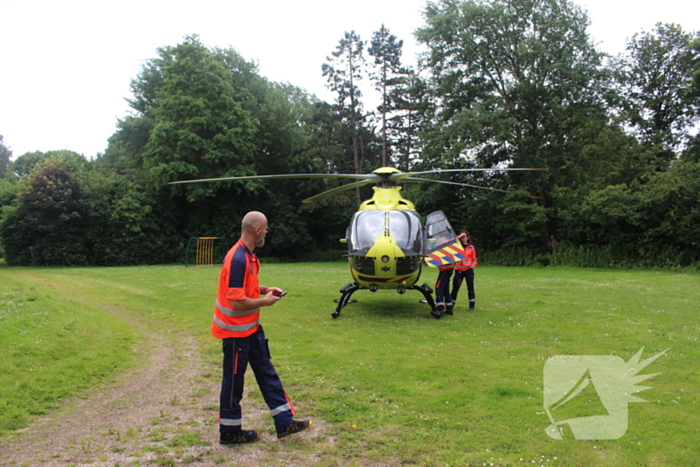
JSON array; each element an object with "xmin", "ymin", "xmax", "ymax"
[
  {"xmin": 454, "ymin": 243, "xmax": 478, "ymax": 271},
  {"xmin": 211, "ymin": 240, "xmax": 261, "ymax": 339}
]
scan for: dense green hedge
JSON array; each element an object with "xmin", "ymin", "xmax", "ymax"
[{"xmin": 481, "ymin": 242, "xmax": 700, "ymax": 270}]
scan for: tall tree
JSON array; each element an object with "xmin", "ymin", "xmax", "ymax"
[
  {"xmin": 418, "ymin": 0, "xmax": 604, "ymax": 172},
  {"xmin": 87, "ymin": 171, "xmax": 180, "ymax": 265},
  {"xmin": 1, "ymin": 156, "xmax": 91, "ymax": 265},
  {"xmin": 10, "ymin": 150, "xmax": 87, "ymax": 178},
  {"xmin": 322, "ymin": 31, "xmax": 367, "ymax": 206},
  {"xmin": 380, "ymin": 73, "xmax": 430, "ymax": 172},
  {"xmin": 416, "ymin": 0, "xmax": 606, "ymax": 247},
  {"xmin": 613, "ymin": 23, "xmax": 700, "ymax": 157},
  {"xmin": 0, "ymin": 135, "xmax": 11, "ymax": 177},
  {"xmin": 141, "ymin": 35, "xmax": 257, "ymax": 201},
  {"xmin": 368, "ymin": 24, "xmax": 408, "ymax": 166},
  {"xmin": 691, "ymin": 35, "xmax": 700, "ymax": 101}
]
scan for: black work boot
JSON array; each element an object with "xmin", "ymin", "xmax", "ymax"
[
  {"xmin": 431, "ymin": 304, "xmax": 445, "ymax": 319},
  {"xmin": 445, "ymin": 305, "xmax": 454, "ymax": 315},
  {"xmin": 220, "ymin": 429, "xmax": 258, "ymax": 445},
  {"xmin": 277, "ymin": 419, "xmax": 312, "ymax": 439},
  {"xmin": 469, "ymin": 301, "xmax": 475, "ymax": 310}
]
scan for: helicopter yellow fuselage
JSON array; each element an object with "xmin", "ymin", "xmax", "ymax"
[{"xmin": 347, "ymin": 186, "xmax": 422, "ymax": 290}]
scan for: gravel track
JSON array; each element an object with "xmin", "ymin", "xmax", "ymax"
[{"xmin": 0, "ymin": 306, "xmax": 326, "ymax": 466}]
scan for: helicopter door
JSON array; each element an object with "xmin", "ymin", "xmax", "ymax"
[{"xmin": 423, "ymin": 210, "xmax": 459, "ymax": 256}]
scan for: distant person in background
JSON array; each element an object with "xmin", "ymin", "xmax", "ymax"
[
  {"xmin": 450, "ymin": 230, "xmax": 478, "ymax": 311},
  {"xmin": 548, "ymin": 235, "xmax": 558, "ymax": 253}
]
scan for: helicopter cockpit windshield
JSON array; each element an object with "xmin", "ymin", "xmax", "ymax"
[
  {"xmin": 388, "ymin": 210, "xmax": 423, "ymax": 255},
  {"xmin": 347, "ymin": 210, "xmax": 423, "ymax": 256}
]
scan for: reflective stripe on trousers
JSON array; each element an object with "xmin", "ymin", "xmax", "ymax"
[
  {"xmin": 219, "ymin": 417, "xmax": 242, "ymax": 427},
  {"xmin": 270, "ymin": 402, "xmax": 291, "ymax": 416}
]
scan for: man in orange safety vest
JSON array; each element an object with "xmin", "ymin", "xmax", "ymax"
[{"xmin": 213, "ymin": 211, "xmax": 311, "ymax": 445}]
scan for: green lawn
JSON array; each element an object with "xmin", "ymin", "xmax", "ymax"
[{"xmin": 0, "ymin": 263, "xmax": 698, "ymax": 466}]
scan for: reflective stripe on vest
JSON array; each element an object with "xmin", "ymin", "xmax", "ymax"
[
  {"xmin": 455, "ymin": 244, "xmax": 476, "ymax": 270},
  {"xmin": 213, "ymin": 314, "xmax": 259, "ymax": 333},
  {"xmin": 455, "ymin": 259, "xmax": 474, "ymax": 270},
  {"xmin": 216, "ymin": 300, "xmax": 260, "ymax": 317}
]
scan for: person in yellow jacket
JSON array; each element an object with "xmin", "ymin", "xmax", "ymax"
[
  {"xmin": 213, "ymin": 211, "xmax": 311, "ymax": 445},
  {"xmin": 449, "ymin": 230, "xmax": 478, "ymax": 312}
]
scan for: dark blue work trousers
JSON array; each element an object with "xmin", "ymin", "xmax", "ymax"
[
  {"xmin": 435, "ymin": 268, "xmax": 454, "ymax": 307},
  {"xmin": 451, "ymin": 268, "xmax": 475, "ymax": 304},
  {"xmin": 219, "ymin": 325, "xmax": 294, "ymax": 433}
]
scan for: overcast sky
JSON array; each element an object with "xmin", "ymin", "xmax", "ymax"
[{"xmin": 1, "ymin": 0, "xmax": 699, "ymax": 158}]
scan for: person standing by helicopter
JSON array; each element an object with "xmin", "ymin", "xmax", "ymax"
[
  {"xmin": 213, "ymin": 211, "xmax": 311, "ymax": 445},
  {"xmin": 450, "ymin": 230, "xmax": 478, "ymax": 312},
  {"xmin": 434, "ymin": 261, "xmax": 455, "ymax": 318}
]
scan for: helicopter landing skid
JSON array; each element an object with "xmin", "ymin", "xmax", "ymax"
[
  {"xmin": 332, "ymin": 282, "xmax": 437, "ymax": 319},
  {"xmin": 412, "ymin": 283, "xmax": 437, "ymax": 316},
  {"xmin": 332, "ymin": 283, "xmax": 361, "ymax": 318}
]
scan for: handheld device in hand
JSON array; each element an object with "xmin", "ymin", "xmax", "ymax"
[{"xmin": 279, "ymin": 291, "xmax": 288, "ymax": 297}]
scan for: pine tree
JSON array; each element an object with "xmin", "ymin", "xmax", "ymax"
[{"xmin": 322, "ymin": 31, "xmax": 367, "ymax": 206}]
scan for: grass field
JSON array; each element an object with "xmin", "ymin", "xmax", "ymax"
[{"xmin": 0, "ymin": 263, "xmax": 698, "ymax": 466}]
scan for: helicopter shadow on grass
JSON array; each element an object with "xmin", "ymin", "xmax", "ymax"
[{"xmin": 332, "ymin": 291, "xmax": 437, "ymax": 321}]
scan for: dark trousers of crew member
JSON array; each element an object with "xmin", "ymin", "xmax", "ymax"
[
  {"xmin": 451, "ymin": 268, "xmax": 475, "ymax": 307},
  {"xmin": 219, "ymin": 325, "xmax": 294, "ymax": 433},
  {"xmin": 435, "ymin": 268, "xmax": 454, "ymax": 309}
]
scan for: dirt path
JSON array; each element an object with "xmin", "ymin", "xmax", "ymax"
[{"xmin": 0, "ymin": 306, "xmax": 326, "ymax": 466}]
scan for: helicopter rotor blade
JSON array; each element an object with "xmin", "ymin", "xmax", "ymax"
[
  {"xmin": 402, "ymin": 177, "xmax": 543, "ymax": 199},
  {"xmin": 402, "ymin": 177, "xmax": 512, "ymax": 193},
  {"xmin": 169, "ymin": 172, "xmax": 382, "ymax": 185},
  {"xmin": 302, "ymin": 180, "xmax": 373, "ymax": 204},
  {"xmin": 389, "ymin": 167, "xmax": 548, "ymax": 182},
  {"xmin": 169, "ymin": 168, "xmax": 546, "ymax": 186}
]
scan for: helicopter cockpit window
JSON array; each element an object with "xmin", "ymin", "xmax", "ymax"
[
  {"xmin": 427, "ymin": 219, "xmax": 452, "ymax": 243},
  {"xmin": 346, "ymin": 210, "xmax": 423, "ymax": 256},
  {"xmin": 347, "ymin": 210, "xmax": 422, "ymax": 256},
  {"xmin": 347, "ymin": 211, "xmax": 385, "ymax": 255},
  {"xmin": 387, "ymin": 210, "xmax": 422, "ymax": 255},
  {"xmin": 423, "ymin": 210, "xmax": 458, "ymax": 255}
]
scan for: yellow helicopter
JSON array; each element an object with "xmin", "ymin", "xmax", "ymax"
[{"xmin": 171, "ymin": 166, "xmax": 545, "ymax": 318}]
